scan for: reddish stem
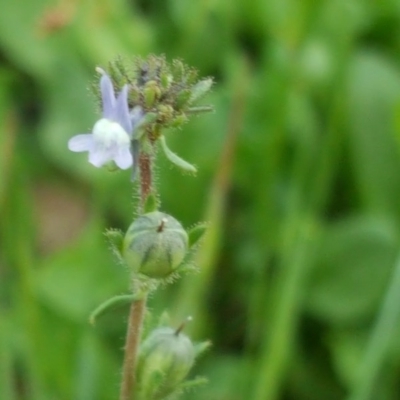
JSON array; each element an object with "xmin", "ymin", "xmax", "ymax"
[
  {"xmin": 138, "ymin": 151, "xmax": 152, "ymax": 209},
  {"xmin": 120, "ymin": 298, "xmax": 147, "ymax": 400},
  {"xmin": 119, "ymin": 147, "xmax": 153, "ymax": 400}
]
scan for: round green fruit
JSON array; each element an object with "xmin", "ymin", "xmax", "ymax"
[{"xmin": 122, "ymin": 211, "xmax": 188, "ymax": 278}]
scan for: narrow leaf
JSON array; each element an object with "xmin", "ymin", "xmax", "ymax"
[
  {"xmin": 104, "ymin": 229, "xmax": 124, "ymax": 260},
  {"xmin": 193, "ymin": 340, "xmax": 212, "ymax": 357},
  {"xmin": 187, "ymin": 223, "xmax": 208, "ymax": 248},
  {"xmin": 160, "ymin": 136, "xmax": 197, "ymax": 174},
  {"xmin": 187, "ymin": 105, "xmax": 214, "ymax": 114},
  {"xmin": 89, "ymin": 294, "xmax": 141, "ymax": 325},
  {"xmin": 178, "ymin": 376, "xmax": 209, "ymax": 391},
  {"xmin": 144, "ymin": 192, "xmax": 159, "ymax": 213},
  {"xmin": 190, "ymin": 78, "xmax": 213, "ymax": 103}
]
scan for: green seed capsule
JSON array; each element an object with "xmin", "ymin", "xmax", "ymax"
[
  {"xmin": 122, "ymin": 211, "xmax": 188, "ymax": 278},
  {"xmin": 136, "ymin": 327, "xmax": 195, "ymax": 399}
]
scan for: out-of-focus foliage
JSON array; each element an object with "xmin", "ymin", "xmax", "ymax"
[{"xmin": 1, "ymin": 0, "xmax": 400, "ymax": 399}]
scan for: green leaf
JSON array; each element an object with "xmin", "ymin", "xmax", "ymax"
[
  {"xmin": 175, "ymin": 89, "xmax": 192, "ymax": 110},
  {"xmin": 104, "ymin": 228, "xmax": 124, "ymax": 256},
  {"xmin": 187, "ymin": 105, "xmax": 214, "ymax": 114},
  {"xmin": 35, "ymin": 220, "xmax": 127, "ymax": 321},
  {"xmin": 193, "ymin": 341, "xmax": 212, "ymax": 358},
  {"xmin": 0, "ymin": 316, "xmax": 17, "ymax": 400},
  {"xmin": 348, "ymin": 52, "xmax": 400, "ymax": 218},
  {"xmin": 328, "ymin": 329, "xmax": 367, "ymax": 388},
  {"xmin": 306, "ymin": 216, "xmax": 398, "ymax": 324},
  {"xmin": 187, "ymin": 223, "xmax": 208, "ymax": 248},
  {"xmin": 159, "ymin": 136, "xmax": 197, "ymax": 174},
  {"xmin": 190, "ymin": 78, "xmax": 213, "ymax": 103},
  {"xmin": 89, "ymin": 294, "xmax": 140, "ymax": 325},
  {"xmin": 144, "ymin": 192, "xmax": 159, "ymax": 213},
  {"xmin": 179, "ymin": 376, "xmax": 208, "ymax": 390}
]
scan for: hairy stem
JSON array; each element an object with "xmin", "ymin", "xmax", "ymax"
[
  {"xmin": 120, "ymin": 298, "xmax": 147, "ymax": 400},
  {"xmin": 138, "ymin": 150, "xmax": 152, "ymax": 210},
  {"xmin": 119, "ymin": 147, "xmax": 153, "ymax": 400}
]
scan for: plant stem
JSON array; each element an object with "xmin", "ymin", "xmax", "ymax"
[
  {"xmin": 253, "ymin": 220, "xmax": 315, "ymax": 400},
  {"xmin": 138, "ymin": 150, "xmax": 152, "ymax": 211},
  {"xmin": 119, "ymin": 148, "xmax": 153, "ymax": 400},
  {"xmin": 120, "ymin": 298, "xmax": 147, "ymax": 400}
]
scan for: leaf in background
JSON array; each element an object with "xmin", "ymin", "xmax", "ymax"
[
  {"xmin": 74, "ymin": 332, "xmax": 100, "ymax": 400},
  {"xmin": 306, "ymin": 216, "xmax": 398, "ymax": 324},
  {"xmin": 328, "ymin": 329, "xmax": 367, "ymax": 389},
  {"xmin": 185, "ymin": 355, "xmax": 246, "ymax": 400},
  {"xmin": 347, "ymin": 52, "xmax": 400, "ymax": 218},
  {"xmin": 0, "ymin": 314, "xmax": 17, "ymax": 400},
  {"xmin": 35, "ymin": 219, "xmax": 127, "ymax": 322},
  {"xmin": 0, "ymin": 0, "xmax": 54, "ymax": 77},
  {"xmin": 38, "ymin": 64, "xmax": 98, "ymax": 179},
  {"xmin": 73, "ymin": 331, "xmax": 121, "ymax": 400},
  {"xmin": 0, "ymin": 70, "xmax": 16, "ymax": 210},
  {"xmin": 329, "ymin": 328, "xmax": 399, "ymax": 398}
]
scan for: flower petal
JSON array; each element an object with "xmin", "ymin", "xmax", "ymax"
[
  {"xmin": 68, "ymin": 134, "xmax": 93, "ymax": 152},
  {"xmin": 130, "ymin": 106, "xmax": 145, "ymax": 130},
  {"xmin": 114, "ymin": 145, "xmax": 133, "ymax": 170},
  {"xmin": 100, "ymin": 74, "xmax": 116, "ymax": 119},
  {"xmin": 113, "ymin": 85, "xmax": 132, "ymax": 134},
  {"xmin": 88, "ymin": 144, "xmax": 115, "ymax": 167}
]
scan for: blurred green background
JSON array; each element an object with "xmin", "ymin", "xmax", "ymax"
[{"xmin": 2, "ymin": 0, "xmax": 400, "ymax": 399}]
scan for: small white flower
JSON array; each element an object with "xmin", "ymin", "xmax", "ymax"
[{"xmin": 68, "ymin": 70, "xmax": 143, "ymax": 170}]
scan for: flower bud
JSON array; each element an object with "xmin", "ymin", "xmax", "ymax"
[
  {"xmin": 190, "ymin": 78, "xmax": 213, "ymax": 103},
  {"xmin": 143, "ymin": 80, "xmax": 161, "ymax": 108},
  {"xmin": 136, "ymin": 327, "xmax": 195, "ymax": 398},
  {"xmin": 157, "ymin": 104, "xmax": 174, "ymax": 124},
  {"xmin": 160, "ymin": 72, "xmax": 173, "ymax": 90},
  {"xmin": 171, "ymin": 59, "xmax": 185, "ymax": 81},
  {"xmin": 175, "ymin": 89, "xmax": 192, "ymax": 110},
  {"xmin": 170, "ymin": 113, "xmax": 189, "ymax": 128},
  {"xmin": 122, "ymin": 211, "xmax": 188, "ymax": 278}
]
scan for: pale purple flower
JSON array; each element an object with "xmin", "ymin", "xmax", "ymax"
[{"xmin": 68, "ymin": 70, "xmax": 143, "ymax": 170}]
